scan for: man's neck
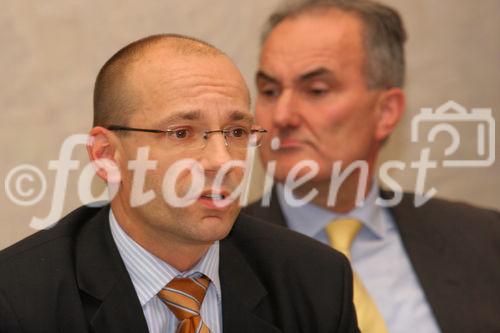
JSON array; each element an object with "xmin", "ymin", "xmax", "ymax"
[{"xmin": 110, "ymin": 199, "xmax": 211, "ymax": 272}]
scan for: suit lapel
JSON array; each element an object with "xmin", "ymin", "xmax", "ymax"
[
  {"xmin": 74, "ymin": 207, "xmax": 149, "ymax": 333},
  {"xmin": 385, "ymin": 191, "xmax": 460, "ymax": 331},
  {"xmin": 220, "ymin": 222, "xmax": 282, "ymax": 333},
  {"xmin": 75, "ymin": 206, "xmax": 281, "ymax": 332},
  {"xmin": 252, "ymin": 188, "xmax": 462, "ymax": 331}
]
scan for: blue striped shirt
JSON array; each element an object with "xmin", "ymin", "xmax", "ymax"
[
  {"xmin": 276, "ymin": 183, "xmax": 441, "ymax": 333},
  {"xmin": 109, "ymin": 210, "xmax": 222, "ymax": 333}
]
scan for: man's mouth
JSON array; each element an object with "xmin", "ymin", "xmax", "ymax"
[
  {"xmin": 197, "ymin": 190, "xmax": 232, "ymax": 210},
  {"xmin": 200, "ymin": 192, "xmax": 226, "ymax": 200},
  {"xmin": 278, "ymin": 138, "xmax": 305, "ymax": 148}
]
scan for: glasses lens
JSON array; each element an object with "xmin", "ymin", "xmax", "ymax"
[
  {"xmin": 163, "ymin": 126, "xmax": 266, "ymax": 150},
  {"xmin": 227, "ymin": 128, "xmax": 266, "ymax": 149},
  {"xmin": 224, "ymin": 126, "xmax": 250, "ymax": 149},
  {"xmin": 165, "ymin": 127, "xmax": 205, "ymax": 150}
]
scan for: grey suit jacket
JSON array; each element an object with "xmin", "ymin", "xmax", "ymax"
[{"xmin": 243, "ymin": 189, "xmax": 500, "ymax": 333}]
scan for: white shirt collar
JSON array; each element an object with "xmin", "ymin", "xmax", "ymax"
[
  {"xmin": 108, "ymin": 209, "xmax": 221, "ymax": 306},
  {"xmin": 276, "ymin": 181, "xmax": 391, "ymax": 239}
]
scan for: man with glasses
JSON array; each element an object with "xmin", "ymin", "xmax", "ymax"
[{"xmin": 0, "ymin": 34, "xmax": 359, "ymax": 332}]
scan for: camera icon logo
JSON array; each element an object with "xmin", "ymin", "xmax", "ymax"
[{"xmin": 411, "ymin": 100, "xmax": 495, "ymax": 167}]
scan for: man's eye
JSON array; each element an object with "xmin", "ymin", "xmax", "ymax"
[
  {"xmin": 309, "ymin": 88, "xmax": 328, "ymax": 96},
  {"xmin": 168, "ymin": 128, "xmax": 191, "ymax": 139},
  {"xmin": 259, "ymin": 87, "xmax": 280, "ymax": 97},
  {"xmin": 228, "ymin": 127, "xmax": 248, "ymax": 138}
]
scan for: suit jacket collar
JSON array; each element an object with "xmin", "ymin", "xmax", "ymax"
[
  {"xmin": 220, "ymin": 224, "xmax": 282, "ymax": 332},
  {"xmin": 382, "ymin": 191, "xmax": 459, "ymax": 332},
  {"xmin": 74, "ymin": 206, "xmax": 281, "ymax": 333},
  {"xmin": 75, "ymin": 206, "xmax": 150, "ymax": 333},
  {"xmin": 248, "ymin": 187, "xmax": 458, "ymax": 332}
]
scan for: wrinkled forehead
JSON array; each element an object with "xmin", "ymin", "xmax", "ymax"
[
  {"xmin": 259, "ymin": 10, "xmax": 365, "ymax": 78},
  {"xmin": 126, "ymin": 52, "xmax": 251, "ymax": 125},
  {"xmin": 154, "ymin": 108, "xmax": 255, "ymax": 129},
  {"xmin": 132, "ymin": 50, "xmax": 249, "ymax": 96}
]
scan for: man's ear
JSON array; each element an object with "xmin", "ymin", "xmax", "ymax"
[
  {"xmin": 87, "ymin": 127, "xmax": 121, "ymax": 183},
  {"xmin": 374, "ymin": 88, "xmax": 405, "ymax": 142}
]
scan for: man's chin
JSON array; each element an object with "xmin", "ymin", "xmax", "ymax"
[
  {"xmin": 196, "ymin": 216, "xmax": 235, "ymax": 240},
  {"xmin": 200, "ymin": 205, "xmax": 239, "ymax": 226}
]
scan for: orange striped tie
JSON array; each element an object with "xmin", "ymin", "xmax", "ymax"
[{"xmin": 158, "ymin": 275, "xmax": 212, "ymax": 333}]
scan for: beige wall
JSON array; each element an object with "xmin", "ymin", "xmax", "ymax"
[{"xmin": 1, "ymin": 0, "xmax": 498, "ymax": 249}]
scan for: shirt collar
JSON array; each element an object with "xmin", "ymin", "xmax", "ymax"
[
  {"xmin": 276, "ymin": 181, "xmax": 390, "ymax": 239},
  {"xmin": 109, "ymin": 210, "xmax": 221, "ymax": 306}
]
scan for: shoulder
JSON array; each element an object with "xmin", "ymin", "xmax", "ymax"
[
  {"xmin": 0, "ymin": 205, "xmax": 107, "ymax": 331},
  {"xmin": 0, "ymin": 205, "xmax": 103, "ymax": 276},
  {"xmin": 242, "ymin": 199, "xmax": 270, "ymax": 216},
  {"xmin": 229, "ymin": 211, "xmax": 350, "ymax": 275},
  {"xmin": 223, "ymin": 212, "xmax": 356, "ymax": 332},
  {"xmin": 242, "ymin": 192, "xmax": 286, "ymax": 227},
  {"xmin": 394, "ymin": 192, "xmax": 500, "ymax": 229},
  {"xmin": 389, "ymin": 192, "xmax": 500, "ymax": 255}
]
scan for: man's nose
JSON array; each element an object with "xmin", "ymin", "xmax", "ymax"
[
  {"xmin": 272, "ymin": 89, "xmax": 301, "ymax": 128},
  {"xmin": 199, "ymin": 132, "xmax": 233, "ymax": 173}
]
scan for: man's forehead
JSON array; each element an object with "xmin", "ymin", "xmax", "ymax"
[
  {"xmin": 154, "ymin": 109, "xmax": 254, "ymax": 127},
  {"xmin": 264, "ymin": 10, "xmax": 363, "ymax": 55},
  {"xmin": 259, "ymin": 11, "xmax": 365, "ymax": 80},
  {"xmin": 126, "ymin": 50, "xmax": 249, "ymax": 105},
  {"xmin": 258, "ymin": 47, "xmax": 342, "ymax": 85},
  {"xmin": 271, "ymin": 9, "xmax": 362, "ymax": 38},
  {"xmin": 130, "ymin": 51, "xmax": 228, "ymax": 80}
]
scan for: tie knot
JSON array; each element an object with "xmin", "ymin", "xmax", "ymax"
[
  {"xmin": 325, "ymin": 218, "xmax": 362, "ymax": 259},
  {"xmin": 158, "ymin": 274, "xmax": 211, "ymax": 320}
]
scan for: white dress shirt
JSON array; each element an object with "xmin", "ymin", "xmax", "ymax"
[
  {"xmin": 109, "ymin": 210, "xmax": 222, "ymax": 333},
  {"xmin": 276, "ymin": 183, "xmax": 441, "ymax": 333}
]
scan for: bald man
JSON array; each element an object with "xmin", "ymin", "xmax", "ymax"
[{"xmin": 0, "ymin": 35, "xmax": 359, "ymax": 333}]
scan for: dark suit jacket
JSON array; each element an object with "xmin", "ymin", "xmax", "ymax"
[
  {"xmin": 0, "ymin": 205, "xmax": 358, "ymax": 333},
  {"xmin": 243, "ymin": 189, "xmax": 500, "ymax": 333}
]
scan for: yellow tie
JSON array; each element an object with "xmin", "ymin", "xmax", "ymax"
[
  {"xmin": 325, "ymin": 219, "xmax": 388, "ymax": 333},
  {"xmin": 158, "ymin": 274, "xmax": 212, "ymax": 333}
]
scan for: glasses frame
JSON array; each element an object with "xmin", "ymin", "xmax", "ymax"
[{"xmin": 106, "ymin": 125, "xmax": 267, "ymax": 149}]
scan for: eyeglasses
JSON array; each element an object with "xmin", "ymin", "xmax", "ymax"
[{"xmin": 107, "ymin": 125, "xmax": 267, "ymax": 150}]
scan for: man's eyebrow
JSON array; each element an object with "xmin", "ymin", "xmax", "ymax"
[
  {"xmin": 298, "ymin": 67, "xmax": 333, "ymax": 82},
  {"xmin": 256, "ymin": 70, "xmax": 279, "ymax": 84},
  {"xmin": 228, "ymin": 110, "xmax": 254, "ymax": 123},
  {"xmin": 156, "ymin": 110, "xmax": 201, "ymax": 127},
  {"xmin": 155, "ymin": 110, "xmax": 253, "ymax": 128},
  {"xmin": 256, "ymin": 67, "xmax": 334, "ymax": 85}
]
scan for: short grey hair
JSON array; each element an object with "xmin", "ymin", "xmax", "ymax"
[{"xmin": 261, "ymin": 0, "xmax": 407, "ymax": 89}]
